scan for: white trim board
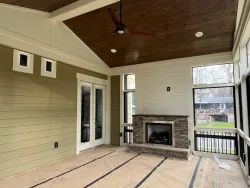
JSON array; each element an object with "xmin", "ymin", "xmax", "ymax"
[
  {"xmin": 111, "ymin": 52, "xmax": 233, "ymax": 75},
  {"xmin": 50, "ymin": 0, "xmax": 119, "ymax": 21},
  {"xmin": 0, "ymin": 27, "xmax": 110, "ymax": 75},
  {"xmin": 76, "ymin": 73, "xmax": 110, "ymax": 154},
  {"xmin": 194, "ymin": 151, "xmax": 239, "ymax": 161},
  {"xmin": 0, "ymin": 3, "xmax": 49, "ymax": 15},
  {"xmin": 0, "ymin": 4, "xmax": 110, "ymax": 75},
  {"xmin": 76, "ymin": 73, "xmax": 108, "ymax": 85},
  {"xmin": 59, "ymin": 22, "xmax": 108, "ymax": 68}
]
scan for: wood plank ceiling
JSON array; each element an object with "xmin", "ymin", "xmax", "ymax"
[
  {"xmin": 0, "ymin": 0, "xmax": 79, "ymax": 12},
  {"xmin": 64, "ymin": 0, "xmax": 237, "ymax": 67}
]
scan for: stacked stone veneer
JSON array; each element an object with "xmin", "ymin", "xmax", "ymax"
[{"xmin": 133, "ymin": 115, "xmax": 189, "ymax": 149}]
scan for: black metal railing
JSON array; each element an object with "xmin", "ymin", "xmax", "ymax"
[
  {"xmin": 194, "ymin": 130, "xmax": 238, "ymax": 155},
  {"xmin": 239, "ymin": 136, "xmax": 246, "ymax": 165}
]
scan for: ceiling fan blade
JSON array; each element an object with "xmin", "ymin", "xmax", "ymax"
[
  {"xmin": 107, "ymin": 8, "xmax": 120, "ymax": 28},
  {"xmin": 126, "ymin": 28, "xmax": 155, "ymax": 37}
]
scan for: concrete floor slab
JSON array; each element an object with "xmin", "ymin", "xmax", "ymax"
[{"xmin": 0, "ymin": 146, "xmax": 248, "ymax": 188}]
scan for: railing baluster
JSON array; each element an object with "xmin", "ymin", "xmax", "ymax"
[
  {"xmin": 221, "ymin": 133, "xmax": 224, "ymax": 154},
  {"xmin": 199, "ymin": 131, "xmax": 201, "ymax": 151},
  {"xmin": 214, "ymin": 131, "xmax": 216, "ymax": 153},
  {"xmin": 194, "ymin": 129, "xmax": 237, "ymax": 156},
  {"xmin": 226, "ymin": 132, "xmax": 228, "ymax": 155}
]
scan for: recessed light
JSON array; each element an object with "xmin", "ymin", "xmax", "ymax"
[
  {"xmin": 117, "ymin": 29, "xmax": 125, "ymax": 34},
  {"xmin": 111, "ymin": 49, "xmax": 117, "ymax": 53},
  {"xmin": 195, "ymin": 32, "xmax": 203, "ymax": 38}
]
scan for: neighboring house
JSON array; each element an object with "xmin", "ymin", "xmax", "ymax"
[
  {"xmin": 195, "ymin": 96, "xmax": 234, "ymax": 123},
  {"xmin": 195, "ymin": 97, "xmax": 234, "ymax": 111}
]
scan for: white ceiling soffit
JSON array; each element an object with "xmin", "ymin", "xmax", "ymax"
[
  {"xmin": 50, "ymin": 0, "xmax": 119, "ymax": 21},
  {"xmin": 233, "ymin": 0, "xmax": 250, "ymax": 57}
]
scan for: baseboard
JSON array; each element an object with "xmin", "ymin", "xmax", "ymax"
[{"xmin": 193, "ymin": 151, "xmax": 240, "ymax": 161}]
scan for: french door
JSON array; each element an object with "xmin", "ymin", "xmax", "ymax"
[{"xmin": 78, "ymin": 81, "xmax": 105, "ymax": 152}]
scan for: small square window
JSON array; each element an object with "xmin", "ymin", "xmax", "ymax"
[
  {"xmin": 20, "ymin": 54, "xmax": 28, "ymax": 67},
  {"xmin": 46, "ymin": 61, "xmax": 52, "ymax": 72},
  {"xmin": 41, "ymin": 57, "xmax": 57, "ymax": 78},
  {"xmin": 13, "ymin": 49, "xmax": 34, "ymax": 74}
]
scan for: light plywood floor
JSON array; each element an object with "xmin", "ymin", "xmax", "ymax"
[{"xmin": 0, "ymin": 146, "xmax": 248, "ymax": 188}]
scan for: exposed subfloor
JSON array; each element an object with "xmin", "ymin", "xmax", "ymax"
[{"xmin": 0, "ymin": 145, "xmax": 248, "ymax": 188}]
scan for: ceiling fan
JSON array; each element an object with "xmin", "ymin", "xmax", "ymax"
[{"xmin": 106, "ymin": 0, "xmax": 155, "ymax": 37}]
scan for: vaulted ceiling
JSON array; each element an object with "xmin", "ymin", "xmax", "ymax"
[{"xmin": 0, "ymin": 0, "xmax": 238, "ymax": 67}]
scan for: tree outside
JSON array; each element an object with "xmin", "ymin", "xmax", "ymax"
[{"xmin": 193, "ymin": 64, "xmax": 235, "ymax": 128}]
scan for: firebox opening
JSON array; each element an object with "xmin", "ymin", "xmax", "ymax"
[{"xmin": 146, "ymin": 123, "xmax": 173, "ymax": 145}]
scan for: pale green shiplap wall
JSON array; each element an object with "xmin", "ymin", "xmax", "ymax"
[
  {"xmin": 0, "ymin": 45, "xmax": 107, "ymax": 179},
  {"xmin": 110, "ymin": 75, "xmax": 120, "ymax": 146}
]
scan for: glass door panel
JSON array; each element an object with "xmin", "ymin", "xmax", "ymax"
[
  {"xmin": 81, "ymin": 86, "xmax": 91, "ymax": 143},
  {"xmin": 95, "ymin": 88, "xmax": 103, "ymax": 140}
]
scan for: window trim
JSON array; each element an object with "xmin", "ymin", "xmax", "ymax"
[
  {"xmin": 247, "ymin": 38, "xmax": 250, "ymax": 68},
  {"xmin": 122, "ymin": 74, "xmax": 135, "ymax": 124},
  {"xmin": 13, "ymin": 49, "xmax": 34, "ymax": 74},
  {"xmin": 192, "ymin": 63, "xmax": 237, "ymax": 129},
  {"xmin": 193, "ymin": 86, "xmax": 237, "ymax": 128},
  {"xmin": 192, "ymin": 63, "xmax": 234, "ymax": 86},
  {"xmin": 41, "ymin": 57, "xmax": 57, "ymax": 78}
]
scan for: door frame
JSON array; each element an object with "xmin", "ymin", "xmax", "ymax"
[
  {"xmin": 76, "ymin": 73, "xmax": 109, "ymax": 154},
  {"xmin": 93, "ymin": 84, "xmax": 106, "ymax": 147}
]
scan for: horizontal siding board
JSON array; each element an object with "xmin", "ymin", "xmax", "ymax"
[
  {"xmin": 0, "ymin": 110, "xmax": 76, "ymax": 119},
  {"xmin": 0, "ymin": 77, "xmax": 52, "ymax": 91},
  {"xmin": 0, "ymin": 44, "xmax": 107, "ymax": 178},
  {"xmin": 0, "ymin": 87, "xmax": 50, "ymax": 97},
  {"xmin": 0, "ymin": 116, "xmax": 76, "ymax": 127},
  {"xmin": 1, "ymin": 127, "xmax": 75, "ymax": 144},
  {"xmin": 0, "ymin": 73, "xmax": 77, "ymax": 89},
  {"xmin": 49, "ymin": 97, "xmax": 76, "ymax": 106},
  {"xmin": 0, "ymin": 149, "xmax": 75, "ymax": 179},
  {"xmin": 0, "ymin": 132, "xmax": 76, "ymax": 153},
  {"xmin": 0, "ymin": 145, "xmax": 75, "ymax": 170},
  {"xmin": 0, "ymin": 138, "xmax": 75, "ymax": 162},
  {"xmin": 0, "ymin": 103, "xmax": 76, "ymax": 111},
  {"xmin": 0, "ymin": 95, "xmax": 50, "ymax": 104},
  {"xmin": 0, "ymin": 121, "xmax": 75, "ymax": 136},
  {"xmin": 0, "ymin": 103, "xmax": 50, "ymax": 111}
]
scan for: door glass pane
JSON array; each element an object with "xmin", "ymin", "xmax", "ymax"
[
  {"xmin": 95, "ymin": 88, "xmax": 103, "ymax": 140},
  {"xmin": 81, "ymin": 86, "xmax": 91, "ymax": 143}
]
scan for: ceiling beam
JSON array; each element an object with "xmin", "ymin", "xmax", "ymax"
[{"xmin": 50, "ymin": 0, "xmax": 119, "ymax": 21}]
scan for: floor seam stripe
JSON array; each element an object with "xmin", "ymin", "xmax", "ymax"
[
  {"xmin": 83, "ymin": 153, "xmax": 141, "ymax": 188},
  {"xmin": 134, "ymin": 157, "xmax": 167, "ymax": 188},
  {"xmin": 188, "ymin": 156, "xmax": 202, "ymax": 188},
  {"xmin": 29, "ymin": 151, "xmax": 115, "ymax": 188}
]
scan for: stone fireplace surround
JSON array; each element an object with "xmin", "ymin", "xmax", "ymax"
[{"xmin": 129, "ymin": 114, "xmax": 190, "ymax": 159}]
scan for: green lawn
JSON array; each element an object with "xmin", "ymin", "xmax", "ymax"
[{"xmin": 197, "ymin": 122, "xmax": 234, "ymax": 128}]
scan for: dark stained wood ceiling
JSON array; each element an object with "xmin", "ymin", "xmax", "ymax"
[
  {"xmin": 65, "ymin": 0, "xmax": 237, "ymax": 67},
  {"xmin": 0, "ymin": 0, "xmax": 79, "ymax": 12}
]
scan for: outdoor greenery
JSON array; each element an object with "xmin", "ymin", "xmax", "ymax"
[{"xmin": 197, "ymin": 122, "xmax": 235, "ymax": 128}]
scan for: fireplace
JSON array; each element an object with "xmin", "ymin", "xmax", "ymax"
[
  {"xmin": 145, "ymin": 122, "xmax": 174, "ymax": 146},
  {"xmin": 129, "ymin": 115, "xmax": 190, "ymax": 159}
]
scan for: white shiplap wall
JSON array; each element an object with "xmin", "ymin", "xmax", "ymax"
[
  {"xmin": 136, "ymin": 66, "xmax": 188, "ymax": 115},
  {"xmin": 112, "ymin": 52, "xmax": 233, "ymax": 149}
]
